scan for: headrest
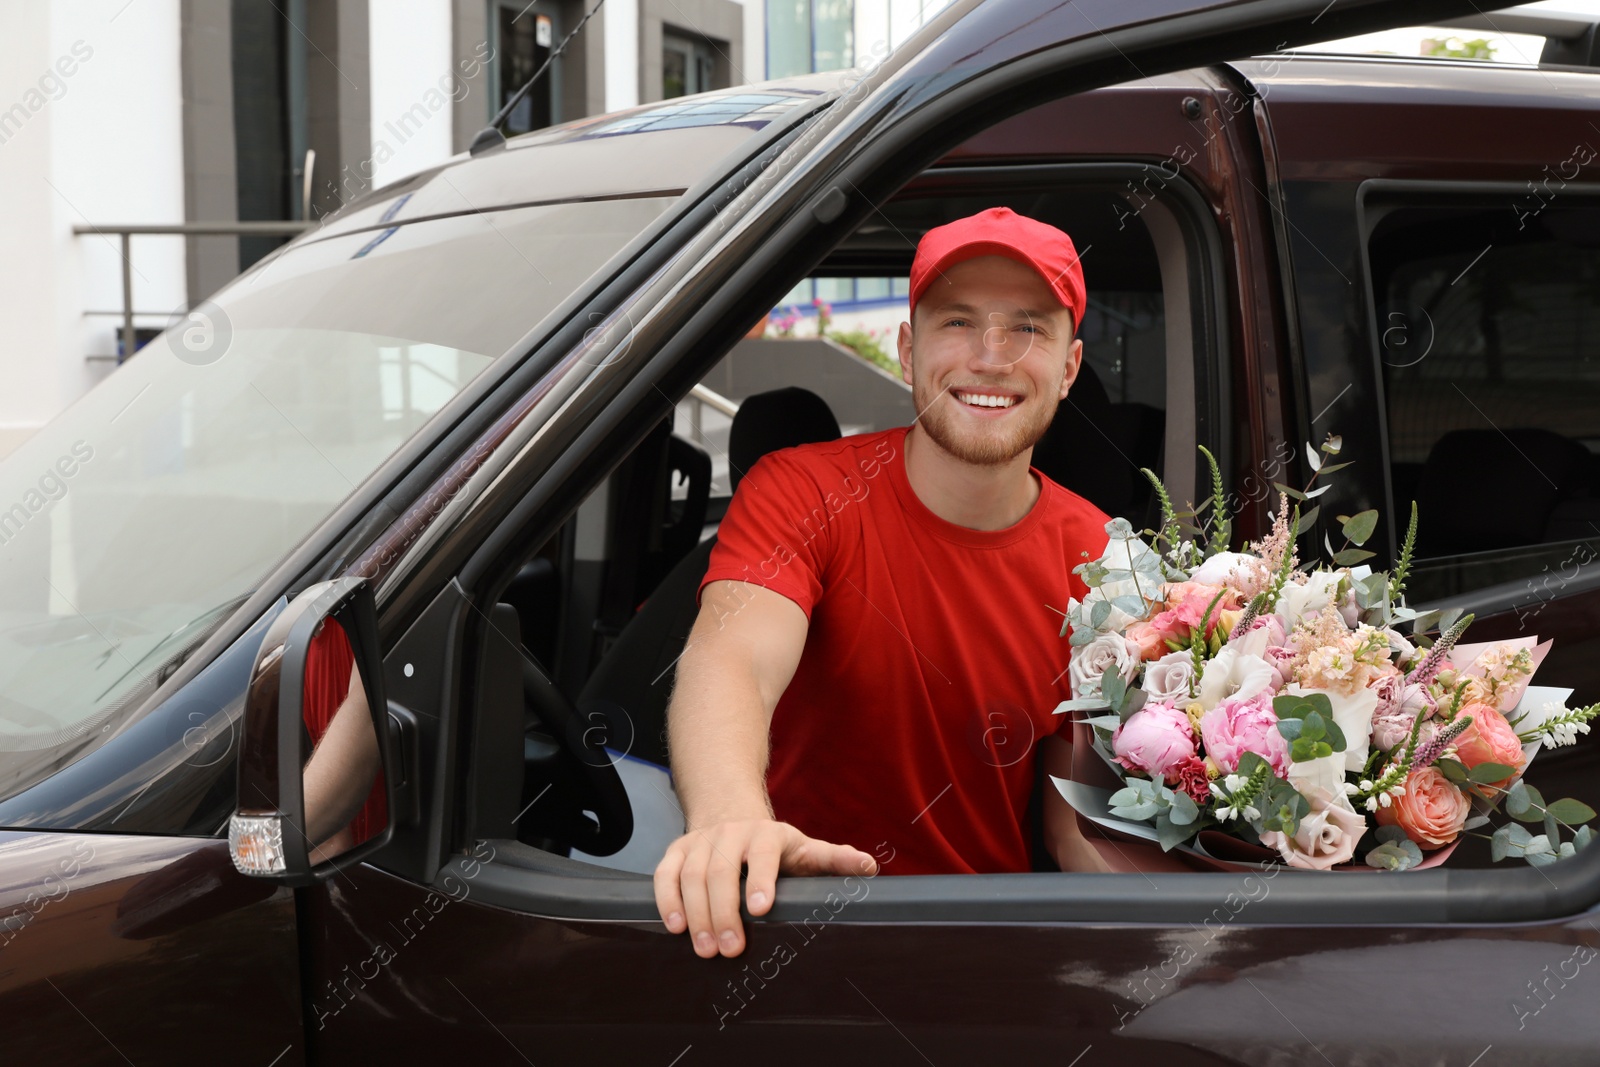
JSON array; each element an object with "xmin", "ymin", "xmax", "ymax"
[{"xmin": 728, "ymin": 387, "xmax": 842, "ymax": 491}]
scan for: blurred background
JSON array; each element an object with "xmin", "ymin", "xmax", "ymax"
[{"xmin": 0, "ymin": 0, "xmax": 1596, "ymax": 460}]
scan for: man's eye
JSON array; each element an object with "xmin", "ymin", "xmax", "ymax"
[
  {"xmin": 1017, "ymin": 324, "xmax": 1039, "ymax": 334},
  {"xmin": 946, "ymin": 318, "xmax": 971, "ymax": 328}
]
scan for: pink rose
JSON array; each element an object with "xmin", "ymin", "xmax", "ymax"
[
  {"xmin": 1168, "ymin": 582, "xmax": 1241, "ymax": 638},
  {"xmin": 1453, "ymin": 702, "xmax": 1526, "ymax": 791},
  {"xmin": 1260, "ymin": 787, "xmax": 1369, "ymax": 869},
  {"xmin": 1239, "ymin": 611, "xmax": 1288, "ymax": 648},
  {"xmin": 1199, "ymin": 689, "xmax": 1290, "ymax": 779},
  {"xmin": 1112, "ymin": 702, "xmax": 1196, "ymax": 779},
  {"xmin": 1263, "ymin": 645, "xmax": 1298, "ymax": 690},
  {"xmin": 1124, "ymin": 620, "xmax": 1169, "ymax": 662},
  {"xmin": 1146, "ymin": 608, "xmax": 1189, "ymax": 646},
  {"xmin": 1376, "ymin": 766, "xmax": 1470, "ymax": 849}
]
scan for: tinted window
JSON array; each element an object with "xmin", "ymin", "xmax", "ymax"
[{"xmin": 1368, "ymin": 200, "xmax": 1600, "ymax": 600}]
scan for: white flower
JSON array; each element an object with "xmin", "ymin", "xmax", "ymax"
[
  {"xmin": 1196, "ymin": 645, "xmax": 1276, "ymax": 710},
  {"xmin": 1078, "ymin": 522, "xmax": 1165, "ymax": 632},
  {"xmin": 1281, "ymin": 682, "xmax": 1379, "ymax": 772},
  {"xmin": 1142, "ymin": 651, "xmax": 1199, "ymax": 704},
  {"xmin": 1189, "ymin": 551, "xmax": 1258, "ymax": 588},
  {"xmin": 1069, "ymin": 631, "xmax": 1142, "ymax": 700},
  {"xmin": 1274, "ymin": 569, "xmax": 1345, "ymax": 628}
]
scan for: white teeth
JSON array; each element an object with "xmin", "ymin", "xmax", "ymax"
[{"xmin": 955, "ymin": 392, "xmax": 1017, "ymax": 408}]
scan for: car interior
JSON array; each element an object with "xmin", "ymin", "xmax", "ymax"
[
  {"xmin": 464, "ymin": 176, "xmax": 1207, "ymax": 876},
  {"xmin": 1367, "ymin": 198, "xmax": 1600, "ymax": 600}
]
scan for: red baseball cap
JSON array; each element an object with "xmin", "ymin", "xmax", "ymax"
[{"xmin": 908, "ymin": 206, "xmax": 1087, "ymax": 331}]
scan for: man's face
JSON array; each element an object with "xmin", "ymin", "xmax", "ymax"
[{"xmin": 898, "ymin": 255, "xmax": 1083, "ymax": 467}]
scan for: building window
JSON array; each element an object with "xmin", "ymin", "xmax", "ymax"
[
  {"xmin": 765, "ymin": 0, "xmax": 853, "ymax": 78},
  {"xmin": 663, "ymin": 30, "xmax": 719, "ymax": 98},
  {"xmin": 493, "ymin": 0, "xmax": 561, "ymax": 134}
]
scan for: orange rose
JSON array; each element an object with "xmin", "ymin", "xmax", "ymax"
[
  {"xmin": 1376, "ymin": 766, "xmax": 1471, "ymax": 849},
  {"xmin": 1453, "ymin": 702, "xmax": 1526, "ymax": 791},
  {"xmin": 1163, "ymin": 581, "xmax": 1241, "ymax": 614},
  {"xmin": 1124, "ymin": 620, "xmax": 1168, "ymax": 661}
]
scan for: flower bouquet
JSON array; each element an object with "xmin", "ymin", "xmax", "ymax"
[{"xmin": 1054, "ymin": 436, "xmax": 1600, "ymax": 871}]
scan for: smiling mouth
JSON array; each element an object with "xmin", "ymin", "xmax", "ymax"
[{"xmin": 952, "ymin": 389, "xmax": 1021, "ymax": 409}]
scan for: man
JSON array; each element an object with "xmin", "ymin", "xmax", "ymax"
[{"xmin": 653, "ymin": 206, "xmax": 1118, "ymax": 961}]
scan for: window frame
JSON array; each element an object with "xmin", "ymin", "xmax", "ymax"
[{"xmin": 436, "ymin": 163, "xmax": 1241, "ymax": 921}]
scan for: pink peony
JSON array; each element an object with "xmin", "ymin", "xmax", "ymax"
[
  {"xmin": 1112, "ymin": 702, "xmax": 1196, "ymax": 778},
  {"xmin": 1376, "ymin": 766, "xmax": 1470, "ymax": 849},
  {"xmin": 1199, "ymin": 689, "xmax": 1290, "ymax": 779}
]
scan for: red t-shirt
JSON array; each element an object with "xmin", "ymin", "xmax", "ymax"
[{"xmin": 696, "ymin": 424, "xmax": 1111, "ymax": 875}]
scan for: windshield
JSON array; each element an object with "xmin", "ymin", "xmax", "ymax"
[{"xmin": 0, "ymin": 195, "xmax": 673, "ymax": 800}]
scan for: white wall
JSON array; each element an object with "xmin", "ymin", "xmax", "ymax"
[
  {"xmin": 0, "ymin": 0, "xmax": 186, "ymax": 457},
  {"xmin": 605, "ymin": 0, "xmax": 641, "ymax": 110},
  {"xmin": 368, "ymin": 0, "xmax": 456, "ymax": 190}
]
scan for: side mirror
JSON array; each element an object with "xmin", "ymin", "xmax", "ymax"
[{"xmin": 229, "ymin": 577, "xmax": 405, "ymax": 884}]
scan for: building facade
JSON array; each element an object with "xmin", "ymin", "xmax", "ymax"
[{"xmin": 0, "ymin": 0, "xmax": 951, "ymax": 457}]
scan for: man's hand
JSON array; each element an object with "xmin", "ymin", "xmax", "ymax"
[
  {"xmin": 1040, "ymin": 733, "xmax": 1118, "ymax": 873},
  {"xmin": 653, "ymin": 819, "xmax": 878, "ymax": 958}
]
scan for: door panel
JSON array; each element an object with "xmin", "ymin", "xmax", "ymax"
[
  {"xmin": 304, "ymin": 854, "xmax": 1600, "ymax": 1063},
  {"xmin": 0, "ymin": 832, "xmax": 304, "ymax": 1064}
]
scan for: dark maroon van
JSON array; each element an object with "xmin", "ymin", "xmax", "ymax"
[{"xmin": 3, "ymin": 0, "xmax": 1600, "ymax": 1062}]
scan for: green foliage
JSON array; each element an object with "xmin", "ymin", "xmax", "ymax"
[
  {"xmin": 1197, "ymin": 444, "xmax": 1230, "ymax": 554},
  {"xmin": 1366, "ymin": 825, "xmax": 1423, "ymax": 871},
  {"xmin": 1423, "ymin": 35, "xmax": 1495, "ymax": 60},
  {"xmin": 828, "ymin": 327, "xmax": 900, "ymax": 376}
]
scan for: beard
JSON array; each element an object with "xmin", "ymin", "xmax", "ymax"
[{"xmin": 911, "ymin": 377, "xmax": 1060, "ymax": 467}]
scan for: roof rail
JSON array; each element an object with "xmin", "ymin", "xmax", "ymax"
[{"xmin": 1435, "ymin": 4, "xmax": 1600, "ymax": 67}]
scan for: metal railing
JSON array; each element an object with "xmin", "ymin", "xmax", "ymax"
[{"xmin": 72, "ymin": 221, "xmax": 314, "ymax": 362}]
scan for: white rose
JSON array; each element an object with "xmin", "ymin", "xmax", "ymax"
[
  {"xmin": 1141, "ymin": 651, "xmax": 1199, "ymax": 704},
  {"xmin": 1070, "ymin": 632, "xmax": 1141, "ymax": 700},
  {"xmin": 1196, "ymin": 645, "xmax": 1276, "ymax": 710},
  {"xmin": 1258, "ymin": 785, "xmax": 1368, "ymax": 870},
  {"xmin": 1081, "ymin": 532, "xmax": 1164, "ymax": 631}
]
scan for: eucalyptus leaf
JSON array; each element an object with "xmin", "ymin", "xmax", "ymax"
[
  {"xmin": 1506, "ymin": 780, "xmax": 1531, "ymax": 818},
  {"xmin": 1436, "ymin": 758, "xmax": 1469, "ymax": 783},
  {"xmin": 1491, "ymin": 823, "xmax": 1512, "ymax": 862},
  {"xmin": 1366, "ymin": 838, "xmax": 1422, "ymax": 871},
  {"xmin": 1340, "ymin": 509, "xmax": 1379, "ymax": 546},
  {"xmin": 1467, "ymin": 761, "xmax": 1516, "ymax": 784},
  {"xmin": 1576, "ymin": 825, "xmax": 1594, "ymax": 850},
  {"xmin": 1546, "ymin": 797, "xmax": 1598, "ymax": 824},
  {"xmin": 1331, "ymin": 548, "xmax": 1377, "ymax": 566},
  {"xmin": 1156, "ymin": 811, "xmax": 1203, "ymax": 851},
  {"xmin": 1276, "ymin": 718, "xmax": 1304, "ymax": 741},
  {"xmin": 1169, "ymin": 789, "xmax": 1199, "ymax": 826},
  {"xmin": 1090, "ymin": 598, "xmax": 1112, "ymax": 629}
]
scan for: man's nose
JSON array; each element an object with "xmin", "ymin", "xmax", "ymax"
[{"xmin": 975, "ymin": 317, "xmax": 1021, "ymax": 370}]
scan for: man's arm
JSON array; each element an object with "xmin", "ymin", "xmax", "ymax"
[
  {"xmin": 653, "ymin": 579, "xmax": 879, "ymax": 959},
  {"xmin": 302, "ymin": 663, "xmax": 380, "ymax": 851},
  {"xmin": 1040, "ymin": 733, "xmax": 1116, "ymax": 873}
]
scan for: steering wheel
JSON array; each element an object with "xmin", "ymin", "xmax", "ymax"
[{"xmin": 517, "ymin": 653, "xmax": 634, "ymax": 856}]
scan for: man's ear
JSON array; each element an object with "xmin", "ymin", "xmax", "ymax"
[
  {"xmin": 1059, "ymin": 336, "xmax": 1083, "ymax": 401},
  {"xmin": 897, "ymin": 319, "xmax": 915, "ymax": 388}
]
